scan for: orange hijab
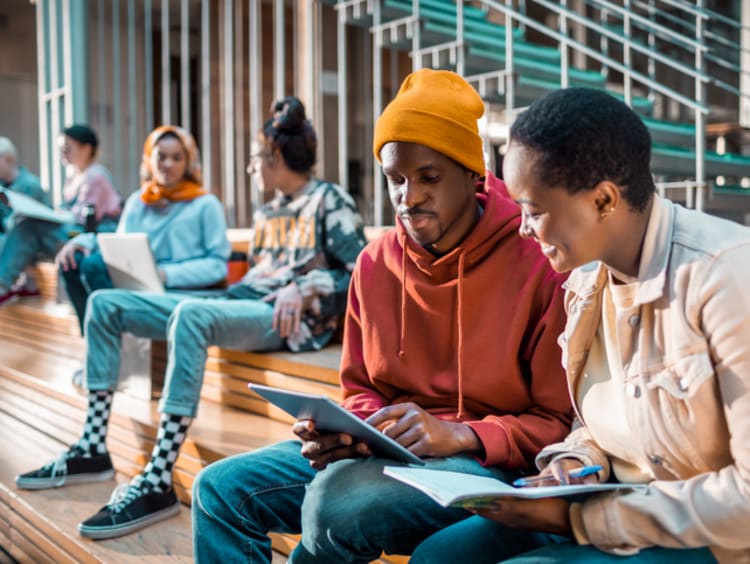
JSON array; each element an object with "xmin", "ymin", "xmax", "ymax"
[{"xmin": 140, "ymin": 125, "xmax": 208, "ymax": 205}]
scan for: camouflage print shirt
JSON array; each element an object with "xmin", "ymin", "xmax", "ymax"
[{"xmin": 225, "ymin": 178, "xmax": 367, "ymax": 351}]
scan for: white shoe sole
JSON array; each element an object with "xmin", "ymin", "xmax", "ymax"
[
  {"xmin": 15, "ymin": 468, "xmax": 115, "ymax": 490},
  {"xmin": 78, "ymin": 500, "xmax": 181, "ymax": 540}
]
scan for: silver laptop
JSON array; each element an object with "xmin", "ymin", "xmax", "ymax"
[{"xmin": 97, "ymin": 232, "xmax": 165, "ymax": 294}]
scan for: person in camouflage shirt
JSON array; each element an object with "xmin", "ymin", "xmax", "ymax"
[
  {"xmin": 226, "ymin": 177, "xmax": 366, "ymax": 351},
  {"xmin": 14, "ymin": 97, "xmax": 366, "ymax": 541}
]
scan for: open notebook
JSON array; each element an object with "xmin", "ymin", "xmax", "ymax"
[{"xmin": 383, "ymin": 467, "xmax": 646, "ymax": 508}]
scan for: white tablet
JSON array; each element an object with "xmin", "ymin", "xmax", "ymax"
[
  {"xmin": 1, "ymin": 188, "xmax": 75, "ymax": 225},
  {"xmin": 97, "ymin": 232, "xmax": 165, "ymax": 294},
  {"xmin": 248, "ymin": 383, "xmax": 425, "ymax": 465}
]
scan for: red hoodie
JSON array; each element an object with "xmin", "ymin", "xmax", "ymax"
[{"xmin": 340, "ymin": 173, "xmax": 572, "ymax": 470}]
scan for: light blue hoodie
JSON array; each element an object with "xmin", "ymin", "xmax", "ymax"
[{"xmin": 73, "ymin": 191, "xmax": 231, "ymax": 288}]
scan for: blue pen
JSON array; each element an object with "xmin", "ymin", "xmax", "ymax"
[{"xmin": 512, "ymin": 464, "xmax": 603, "ymax": 487}]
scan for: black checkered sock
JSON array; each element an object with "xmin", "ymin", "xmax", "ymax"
[
  {"xmin": 74, "ymin": 390, "xmax": 114, "ymax": 457},
  {"xmin": 132, "ymin": 413, "xmax": 193, "ymax": 493}
]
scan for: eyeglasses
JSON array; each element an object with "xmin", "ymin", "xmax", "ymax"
[{"xmin": 249, "ymin": 150, "xmax": 270, "ymax": 162}]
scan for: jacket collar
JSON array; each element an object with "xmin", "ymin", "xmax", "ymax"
[{"xmin": 564, "ymin": 195, "xmax": 674, "ymax": 305}]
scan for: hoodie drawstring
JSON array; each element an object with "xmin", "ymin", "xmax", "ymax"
[
  {"xmin": 398, "ymin": 231, "xmax": 407, "ymax": 359},
  {"xmin": 398, "ymin": 232, "xmax": 467, "ymax": 418},
  {"xmin": 456, "ymin": 251, "xmax": 466, "ymax": 418}
]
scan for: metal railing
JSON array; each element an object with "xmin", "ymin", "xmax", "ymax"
[
  {"xmin": 37, "ymin": 0, "xmax": 326, "ymax": 228},
  {"xmin": 339, "ymin": 0, "xmax": 748, "ymax": 217},
  {"xmin": 39, "ymin": 0, "xmax": 749, "ymax": 225}
]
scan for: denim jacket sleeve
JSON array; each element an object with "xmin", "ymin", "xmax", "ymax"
[
  {"xmin": 535, "ymin": 420, "xmax": 611, "ymax": 480},
  {"xmin": 574, "ymin": 244, "xmax": 750, "ymax": 558}
]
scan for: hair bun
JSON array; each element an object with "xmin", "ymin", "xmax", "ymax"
[
  {"xmin": 263, "ymin": 96, "xmax": 317, "ymax": 173},
  {"xmin": 271, "ymin": 96, "xmax": 308, "ymax": 132}
]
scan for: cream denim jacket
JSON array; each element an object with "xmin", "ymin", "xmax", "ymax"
[{"xmin": 537, "ymin": 196, "xmax": 750, "ymax": 563}]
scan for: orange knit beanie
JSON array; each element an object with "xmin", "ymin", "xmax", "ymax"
[{"xmin": 373, "ymin": 69, "xmax": 485, "ymax": 175}]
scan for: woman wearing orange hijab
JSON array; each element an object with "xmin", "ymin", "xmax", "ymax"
[{"xmin": 56, "ymin": 125, "xmax": 230, "ymax": 332}]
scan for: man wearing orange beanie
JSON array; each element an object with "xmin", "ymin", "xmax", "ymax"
[{"xmin": 192, "ymin": 69, "xmax": 572, "ymax": 563}]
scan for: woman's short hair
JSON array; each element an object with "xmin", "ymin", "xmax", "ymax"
[
  {"xmin": 509, "ymin": 88, "xmax": 655, "ymax": 212},
  {"xmin": 62, "ymin": 124, "xmax": 99, "ymax": 156}
]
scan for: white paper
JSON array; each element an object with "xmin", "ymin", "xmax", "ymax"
[
  {"xmin": 2, "ymin": 188, "xmax": 75, "ymax": 225},
  {"xmin": 383, "ymin": 466, "xmax": 645, "ymax": 507}
]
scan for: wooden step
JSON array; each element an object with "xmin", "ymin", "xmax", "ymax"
[
  {"xmin": 1, "ymin": 290, "xmax": 408, "ymax": 563},
  {"xmin": 0, "ymin": 295, "xmax": 78, "ymax": 335},
  {"xmin": 0, "ymin": 340, "xmax": 296, "ymax": 500},
  {"xmin": 0, "ymin": 366, "xmax": 403, "ymax": 563},
  {"xmin": 28, "ymin": 261, "xmax": 61, "ymax": 302},
  {"xmin": 0, "ymin": 412, "xmax": 194, "ymax": 563},
  {"xmin": 151, "ymin": 340, "xmax": 343, "ymax": 424},
  {"xmin": 0, "ymin": 343, "xmax": 297, "ymax": 561}
]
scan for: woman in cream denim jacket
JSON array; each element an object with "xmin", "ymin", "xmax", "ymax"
[{"xmin": 410, "ymin": 88, "xmax": 747, "ymax": 563}]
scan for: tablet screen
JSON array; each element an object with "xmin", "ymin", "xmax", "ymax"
[{"xmin": 248, "ymin": 383, "xmax": 425, "ymax": 465}]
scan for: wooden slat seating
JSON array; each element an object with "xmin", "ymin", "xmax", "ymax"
[
  {"xmin": 150, "ymin": 341, "xmax": 341, "ymax": 423},
  {"xmin": 0, "ymin": 411, "xmax": 195, "ymax": 563},
  {"xmin": 28, "ymin": 261, "xmax": 61, "ymax": 302},
  {"xmin": 0, "ymin": 298, "xmax": 299, "ymax": 562},
  {"xmin": 0, "ymin": 225, "xmax": 410, "ymax": 563}
]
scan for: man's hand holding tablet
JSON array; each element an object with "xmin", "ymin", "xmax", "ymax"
[
  {"xmin": 248, "ymin": 383, "xmax": 426, "ymax": 469},
  {"xmin": 294, "ymin": 418, "xmax": 372, "ymax": 470}
]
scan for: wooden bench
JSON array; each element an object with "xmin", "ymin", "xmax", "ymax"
[
  {"xmin": 150, "ymin": 341, "xmax": 341, "ymax": 421},
  {"xmin": 228, "ymin": 225, "xmax": 393, "ymax": 253},
  {"xmin": 2, "ymin": 225, "xmax": 412, "ymax": 563},
  {"xmin": 28, "ymin": 261, "xmax": 62, "ymax": 302},
  {"xmin": 0, "ymin": 297, "xmax": 300, "ymax": 560}
]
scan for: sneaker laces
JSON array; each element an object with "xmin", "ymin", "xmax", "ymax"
[
  {"xmin": 38, "ymin": 445, "xmax": 85, "ymax": 483},
  {"xmin": 107, "ymin": 483, "xmax": 147, "ymax": 514},
  {"xmin": 43, "ymin": 452, "xmax": 69, "ymax": 486}
]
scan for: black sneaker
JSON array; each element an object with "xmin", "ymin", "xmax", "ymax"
[
  {"xmin": 15, "ymin": 447, "xmax": 115, "ymax": 490},
  {"xmin": 78, "ymin": 484, "xmax": 181, "ymax": 540}
]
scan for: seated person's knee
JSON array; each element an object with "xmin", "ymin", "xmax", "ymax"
[{"xmin": 87, "ymin": 289, "xmax": 127, "ymax": 319}]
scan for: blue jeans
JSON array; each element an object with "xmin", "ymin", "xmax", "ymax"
[
  {"xmin": 410, "ymin": 515, "xmax": 717, "ymax": 563},
  {"xmin": 0, "ymin": 215, "xmax": 117, "ymax": 289},
  {"xmin": 0, "ymin": 218, "xmax": 71, "ymax": 287},
  {"xmin": 191, "ymin": 439, "xmax": 517, "ymax": 563},
  {"xmin": 84, "ymin": 289, "xmax": 284, "ymax": 416},
  {"xmin": 60, "ymin": 250, "xmax": 112, "ymax": 333}
]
